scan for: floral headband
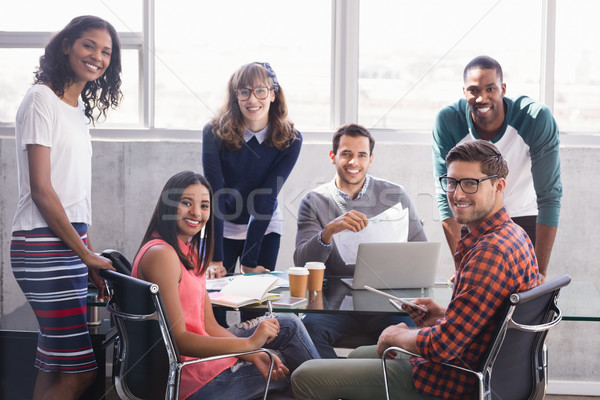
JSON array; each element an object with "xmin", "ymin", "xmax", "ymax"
[{"xmin": 254, "ymin": 62, "xmax": 279, "ymax": 93}]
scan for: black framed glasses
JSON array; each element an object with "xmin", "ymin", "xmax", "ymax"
[
  {"xmin": 235, "ymin": 86, "xmax": 272, "ymax": 101},
  {"xmin": 439, "ymin": 175, "xmax": 499, "ymax": 194}
]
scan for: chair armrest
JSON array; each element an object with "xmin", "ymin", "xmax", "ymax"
[
  {"xmin": 381, "ymin": 346, "xmax": 482, "ymax": 400},
  {"xmin": 181, "ymin": 348, "xmax": 274, "ymax": 395},
  {"xmin": 181, "ymin": 348, "xmax": 274, "ymax": 369},
  {"xmin": 382, "ymin": 346, "xmax": 419, "ymax": 359},
  {"xmin": 508, "ymin": 303, "xmax": 562, "ymax": 332}
]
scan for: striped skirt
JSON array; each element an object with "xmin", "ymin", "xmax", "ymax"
[{"xmin": 10, "ymin": 223, "xmax": 97, "ymax": 373}]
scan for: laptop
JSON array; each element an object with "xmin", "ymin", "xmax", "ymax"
[{"xmin": 341, "ymin": 242, "xmax": 441, "ymax": 290}]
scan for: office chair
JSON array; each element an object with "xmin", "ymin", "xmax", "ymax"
[
  {"xmin": 101, "ymin": 249, "xmax": 133, "ymax": 275},
  {"xmin": 99, "ymin": 268, "xmax": 275, "ymax": 400},
  {"xmin": 382, "ymin": 274, "xmax": 571, "ymax": 400}
]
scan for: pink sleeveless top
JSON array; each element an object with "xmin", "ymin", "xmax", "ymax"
[{"xmin": 132, "ymin": 238, "xmax": 237, "ymax": 399}]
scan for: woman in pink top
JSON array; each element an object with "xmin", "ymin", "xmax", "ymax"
[{"xmin": 132, "ymin": 170, "xmax": 319, "ymax": 399}]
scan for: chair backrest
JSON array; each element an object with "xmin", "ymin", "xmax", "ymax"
[
  {"xmin": 101, "ymin": 249, "xmax": 133, "ymax": 275},
  {"xmin": 483, "ymin": 274, "xmax": 571, "ymax": 400},
  {"xmin": 100, "ymin": 268, "xmax": 180, "ymax": 400}
]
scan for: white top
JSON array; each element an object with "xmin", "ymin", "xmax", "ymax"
[{"xmin": 12, "ymin": 85, "xmax": 93, "ymax": 232}]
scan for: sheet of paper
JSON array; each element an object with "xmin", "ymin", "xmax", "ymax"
[{"xmin": 333, "ymin": 202, "xmax": 409, "ymax": 265}]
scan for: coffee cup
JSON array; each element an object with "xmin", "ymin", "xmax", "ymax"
[
  {"xmin": 305, "ymin": 262, "xmax": 326, "ymax": 292},
  {"xmin": 288, "ymin": 267, "xmax": 309, "ymax": 298}
]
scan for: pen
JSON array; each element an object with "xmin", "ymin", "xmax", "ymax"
[{"xmin": 266, "ymin": 300, "xmax": 274, "ymax": 318}]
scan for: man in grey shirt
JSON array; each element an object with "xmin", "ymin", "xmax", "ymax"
[{"xmin": 294, "ymin": 123, "xmax": 427, "ymax": 357}]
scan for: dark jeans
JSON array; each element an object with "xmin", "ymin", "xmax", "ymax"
[
  {"xmin": 301, "ymin": 313, "xmax": 414, "ymax": 359},
  {"xmin": 222, "ymin": 232, "xmax": 281, "ymax": 273}
]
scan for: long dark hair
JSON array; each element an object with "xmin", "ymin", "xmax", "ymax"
[
  {"xmin": 211, "ymin": 62, "xmax": 297, "ymax": 151},
  {"xmin": 34, "ymin": 15, "xmax": 123, "ymax": 124},
  {"xmin": 139, "ymin": 171, "xmax": 214, "ymax": 274}
]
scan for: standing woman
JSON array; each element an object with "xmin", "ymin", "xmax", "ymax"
[
  {"xmin": 202, "ymin": 62, "xmax": 302, "ymax": 276},
  {"xmin": 10, "ymin": 16, "xmax": 122, "ymax": 399}
]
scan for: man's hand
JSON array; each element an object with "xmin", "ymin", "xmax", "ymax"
[
  {"xmin": 376, "ymin": 323, "xmax": 417, "ymax": 357},
  {"xmin": 402, "ymin": 298, "xmax": 445, "ymax": 328},
  {"xmin": 320, "ymin": 210, "xmax": 369, "ymax": 244}
]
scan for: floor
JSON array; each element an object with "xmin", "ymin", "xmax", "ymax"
[
  {"xmin": 103, "ymin": 374, "xmax": 598, "ymax": 400},
  {"xmin": 546, "ymin": 397, "xmax": 598, "ymax": 399}
]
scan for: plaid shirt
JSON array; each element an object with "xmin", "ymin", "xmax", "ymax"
[{"xmin": 412, "ymin": 208, "xmax": 539, "ymax": 399}]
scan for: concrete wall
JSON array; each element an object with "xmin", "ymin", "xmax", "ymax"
[{"xmin": 1, "ymin": 129, "xmax": 599, "ymax": 393}]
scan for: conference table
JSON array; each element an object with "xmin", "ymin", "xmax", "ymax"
[{"xmin": 242, "ymin": 276, "xmax": 600, "ymax": 322}]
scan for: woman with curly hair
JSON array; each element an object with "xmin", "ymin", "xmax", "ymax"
[
  {"xmin": 202, "ymin": 62, "xmax": 302, "ymax": 278},
  {"xmin": 10, "ymin": 15, "xmax": 122, "ymax": 399}
]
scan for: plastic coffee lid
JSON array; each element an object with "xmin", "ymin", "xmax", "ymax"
[
  {"xmin": 305, "ymin": 262, "xmax": 326, "ymax": 269},
  {"xmin": 288, "ymin": 266, "xmax": 309, "ymax": 275}
]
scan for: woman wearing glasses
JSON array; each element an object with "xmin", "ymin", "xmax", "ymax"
[{"xmin": 202, "ymin": 62, "xmax": 302, "ymax": 278}]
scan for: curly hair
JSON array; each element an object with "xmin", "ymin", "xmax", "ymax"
[
  {"xmin": 139, "ymin": 171, "xmax": 215, "ymax": 275},
  {"xmin": 34, "ymin": 15, "xmax": 123, "ymax": 124},
  {"xmin": 211, "ymin": 62, "xmax": 297, "ymax": 151}
]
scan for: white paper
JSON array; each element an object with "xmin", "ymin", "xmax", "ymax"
[{"xmin": 333, "ymin": 202, "xmax": 409, "ymax": 265}]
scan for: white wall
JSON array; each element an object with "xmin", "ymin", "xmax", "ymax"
[{"xmin": 1, "ymin": 129, "xmax": 599, "ymax": 391}]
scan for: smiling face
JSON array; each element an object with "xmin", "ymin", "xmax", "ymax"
[
  {"xmin": 446, "ymin": 160, "xmax": 505, "ymax": 232},
  {"xmin": 175, "ymin": 183, "xmax": 211, "ymax": 243},
  {"xmin": 330, "ymin": 134, "xmax": 373, "ymax": 199},
  {"xmin": 237, "ymin": 79, "xmax": 275, "ymax": 132},
  {"xmin": 463, "ymin": 68, "xmax": 506, "ymax": 139},
  {"xmin": 63, "ymin": 28, "xmax": 112, "ymax": 85}
]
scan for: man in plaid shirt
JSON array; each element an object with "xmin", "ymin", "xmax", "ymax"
[{"xmin": 292, "ymin": 140, "xmax": 539, "ymax": 400}]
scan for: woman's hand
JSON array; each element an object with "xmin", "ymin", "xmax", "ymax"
[
  {"xmin": 249, "ymin": 351, "xmax": 289, "ymax": 381},
  {"xmin": 205, "ymin": 262, "xmax": 227, "ymax": 279},
  {"xmin": 88, "ymin": 268, "xmax": 110, "ymax": 302},
  {"xmin": 81, "ymin": 251, "xmax": 114, "ymax": 272},
  {"xmin": 241, "ymin": 264, "xmax": 270, "ymax": 274},
  {"xmin": 249, "ymin": 318, "xmax": 280, "ymax": 346}
]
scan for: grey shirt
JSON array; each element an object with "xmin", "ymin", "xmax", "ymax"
[{"xmin": 293, "ymin": 175, "xmax": 427, "ymax": 276}]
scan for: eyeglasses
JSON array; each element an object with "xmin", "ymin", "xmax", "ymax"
[
  {"xmin": 235, "ymin": 87, "xmax": 272, "ymax": 101},
  {"xmin": 439, "ymin": 175, "xmax": 499, "ymax": 194}
]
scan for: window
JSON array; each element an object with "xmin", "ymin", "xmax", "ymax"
[
  {"xmin": 0, "ymin": 0, "xmax": 598, "ymax": 136},
  {"xmin": 154, "ymin": 0, "xmax": 331, "ymax": 131},
  {"xmin": 0, "ymin": 0, "xmax": 142, "ymax": 126},
  {"xmin": 554, "ymin": 0, "xmax": 600, "ymax": 133},
  {"xmin": 358, "ymin": 0, "xmax": 542, "ymax": 131}
]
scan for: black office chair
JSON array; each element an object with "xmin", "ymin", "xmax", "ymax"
[
  {"xmin": 382, "ymin": 274, "xmax": 571, "ymax": 400},
  {"xmin": 101, "ymin": 249, "xmax": 133, "ymax": 275},
  {"xmin": 99, "ymin": 268, "xmax": 275, "ymax": 400}
]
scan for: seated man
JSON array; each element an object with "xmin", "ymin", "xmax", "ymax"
[
  {"xmin": 292, "ymin": 140, "xmax": 539, "ymax": 399},
  {"xmin": 293, "ymin": 123, "xmax": 427, "ymax": 358}
]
